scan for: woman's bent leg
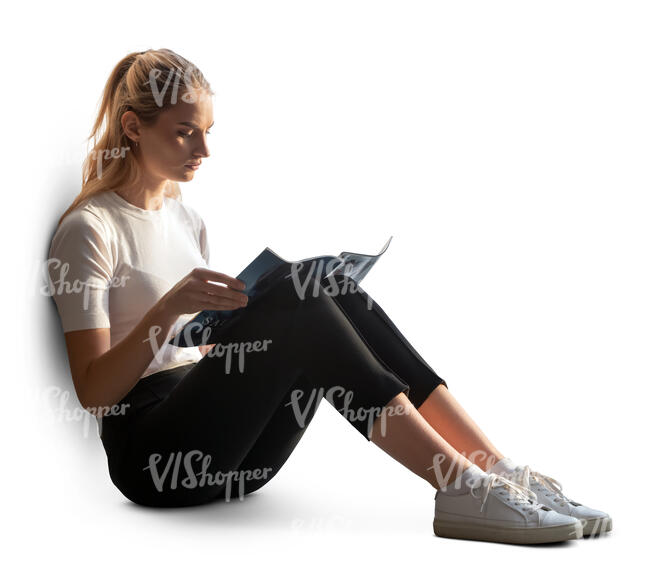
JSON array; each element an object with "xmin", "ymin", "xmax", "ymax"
[
  {"xmin": 323, "ymin": 275, "xmax": 505, "ymax": 469},
  {"xmin": 223, "ymin": 273, "xmax": 473, "ymax": 498},
  {"xmin": 320, "ymin": 274, "xmax": 448, "ymax": 407},
  {"xmin": 106, "ymin": 274, "xmax": 414, "ymax": 507}
]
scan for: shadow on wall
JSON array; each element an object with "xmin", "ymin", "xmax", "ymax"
[{"xmin": 36, "ymin": 179, "xmax": 106, "ymax": 457}]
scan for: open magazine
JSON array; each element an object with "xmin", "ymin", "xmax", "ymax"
[{"xmin": 168, "ymin": 236, "xmax": 393, "ymax": 347}]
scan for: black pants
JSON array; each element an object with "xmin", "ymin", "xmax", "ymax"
[{"xmin": 100, "ymin": 273, "xmax": 447, "ymax": 507}]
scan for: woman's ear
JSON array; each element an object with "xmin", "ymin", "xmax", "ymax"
[{"xmin": 120, "ymin": 110, "xmax": 141, "ymax": 144}]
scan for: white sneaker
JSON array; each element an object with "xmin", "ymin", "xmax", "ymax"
[
  {"xmin": 488, "ymin": 458, "xmax": 613, "ymax": 536},
  {"xmin": 434, "ymin": 465, "xmax": 583, "ymax": 544}
]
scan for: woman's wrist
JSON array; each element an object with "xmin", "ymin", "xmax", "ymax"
[
  {"xmin": 137, "ymin": 298, "xmax": 180, "ymax": 358},
  {"xmin": 151, "ymin": 295, "xmax": 178, "ymax": 326}
]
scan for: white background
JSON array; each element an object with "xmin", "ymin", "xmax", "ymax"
[{"xmin": 1, "ymin": 0, "xmax": 647, "ymax": 577}]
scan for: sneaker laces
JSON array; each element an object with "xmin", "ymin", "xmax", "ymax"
[
  {"xmin": 470, "ymin": 473, "xmax": 540, "ymax": 513},
  {"xmin": 508, "ymin": 465, "xmax": 577, "ymax": 508}
]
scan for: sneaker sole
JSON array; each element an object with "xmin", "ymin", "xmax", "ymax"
[
  {"xmin": 433, "ymin": 518, "xmax": 583, "ymax": 544},
  {"xmin": 581, "ymin": 516, "xmax": 612, "ymax": 536}
]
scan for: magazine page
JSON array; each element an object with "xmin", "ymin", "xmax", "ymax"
[
  {"xmin": 326, "ymin": 235, "xmax": 392, "ymax": 284},
  {"xmin": 168, "ymin": 236, "xmax": 392, "ymax": 347}
]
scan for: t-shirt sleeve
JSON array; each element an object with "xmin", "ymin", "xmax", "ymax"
[
  {"xmin": 47, "ymin": 210, "xmax": 114, "ymax": 332},
  {"xmin": 198, "ymin": 216, "xmax": 210, "ymax": 266}
]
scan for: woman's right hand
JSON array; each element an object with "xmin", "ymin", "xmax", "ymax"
[{"xmin": 158, "ymin": 267, "xmax": 248, "ymax": 317}]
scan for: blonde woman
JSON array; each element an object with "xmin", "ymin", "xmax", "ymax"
[{"xmin": 48, "ymin": 48, "xmax": 611, "ymax": 544}]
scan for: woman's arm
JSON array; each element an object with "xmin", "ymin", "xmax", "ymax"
[
  {"xmin": 64, "ymin": 297, "xmax": 179, "ymax": 412},
  {"xmin": 64, "ymin": 268, "xmax": 247, "ymax": 412}
]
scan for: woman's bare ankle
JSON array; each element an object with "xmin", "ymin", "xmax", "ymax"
[{"xmin": 369, "ymin": 393, "xmax": 475, "ymax": 489}]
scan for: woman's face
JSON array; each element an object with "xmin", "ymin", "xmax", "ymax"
[{"xmin": 125, "ymin": 90, "xmax": 214, "ymax": 183}]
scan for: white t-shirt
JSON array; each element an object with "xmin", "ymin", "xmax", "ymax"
[{"xmin": 48, "ymin": 190, "xmax": 209, "ymax": 378}]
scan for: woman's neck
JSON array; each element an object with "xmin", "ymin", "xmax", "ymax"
[{"xmin": 114, "ymin": 181, "xmax": 169, "ymax": 211}]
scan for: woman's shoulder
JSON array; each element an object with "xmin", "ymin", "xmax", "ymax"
[
  {"xmin": 49, "ymin": 195, "xmax": 120, "ymax": 270},
  {"xmin": 55, "ymin": 194, "xmax": 112, "ymax": 240}
]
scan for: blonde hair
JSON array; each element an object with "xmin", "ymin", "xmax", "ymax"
[{"xmin": 57, "ymin": 48, "xmax": 214, "ymax": 226}]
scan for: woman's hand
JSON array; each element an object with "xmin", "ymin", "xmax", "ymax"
[{"xmin": 159, "ymin": 267, "xmax": 248, "ymax": 317}]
